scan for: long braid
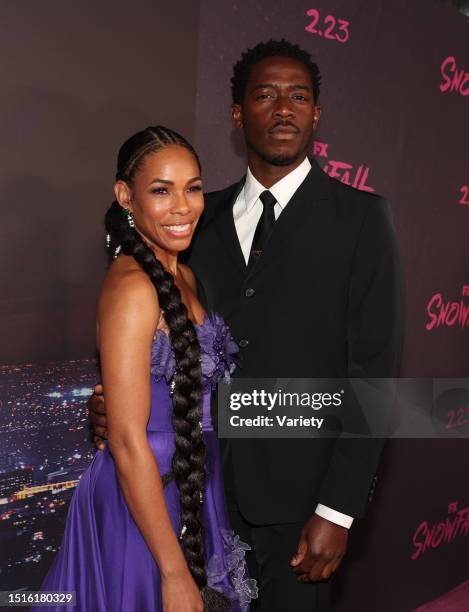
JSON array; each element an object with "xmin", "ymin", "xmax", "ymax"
[{"xmin": 105, "ymin": 127, "xmax": 229, "ymax": 608}]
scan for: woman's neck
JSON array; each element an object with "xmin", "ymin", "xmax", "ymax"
[{"xmin": 152, "ymin": 246, "xmax": 179, "ymax": 276}]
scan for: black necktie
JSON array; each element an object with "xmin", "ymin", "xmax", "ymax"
[{"xmin": 248, "ymin": 190, "xmax": 277, "ymax": 268}]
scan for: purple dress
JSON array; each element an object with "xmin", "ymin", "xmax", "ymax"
[{"xmin": 33, "ymin": 314, "xmax": 257, "ymax": 612}]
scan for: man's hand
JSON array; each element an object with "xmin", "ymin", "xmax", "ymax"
[
  {"xmin": 87, "ymin": 384, "xmax": 108, "ymax": 450},
  {"xmin": 290, "ymin": 514, "xmax": 348, "ymax": 582}
]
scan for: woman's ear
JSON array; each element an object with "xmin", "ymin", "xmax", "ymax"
[{"xmin": 114, "ymin": 181, "xmax": 133, "ymax": 211}]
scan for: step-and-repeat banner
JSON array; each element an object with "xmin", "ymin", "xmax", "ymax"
[
  {"xmin": 193, "ymin": 1, "xmax": 468, "ymax": 610},
  {"xmin": 0, "ymin": 1, "xmax": 467, "ymax": 610}
]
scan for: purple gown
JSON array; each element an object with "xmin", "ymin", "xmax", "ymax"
[{"xmin": 33, "ymin": 314, "xmax": 257, "ymax": 612}]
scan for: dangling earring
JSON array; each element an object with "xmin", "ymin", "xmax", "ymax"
[{"xmin": 122, "ymin": 207, "xmax": 135, "ymax": 228}]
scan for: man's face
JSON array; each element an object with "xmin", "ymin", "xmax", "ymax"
[{"xmin": 232, "ymin": 56, "xmax": 321, "ymax": 166}]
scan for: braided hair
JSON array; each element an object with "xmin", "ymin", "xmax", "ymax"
[{"xmin": 105, "ymin": 127, "xmax": 228, "ymax": 609}]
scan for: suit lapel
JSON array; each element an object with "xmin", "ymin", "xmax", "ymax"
[
  {"xmin": 213, "ymin": 178, "xmax": 247, "ymax": 274},
  {"xmin": 246, "ymin": 160, "xmax": 332, "ymax": 278}
]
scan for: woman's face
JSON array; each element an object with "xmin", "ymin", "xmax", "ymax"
[{"xmin": 115, "ymin": 144, "xmax": 204, "ymax": 254}]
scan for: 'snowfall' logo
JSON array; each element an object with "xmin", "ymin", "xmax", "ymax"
[
  {"xmin": 426, "ymin": 286, "xmax": 469, "ymax": 331},
  {"xmin": 313, "ymin": 140, "xmax": 375, "ymax": 192},
  {"xmin": 411, "ymin": 501, "xmax": 469, "ymax": 560},
  {"xmin": 440, "ymin": 56, "xmax": 469, "ymax": 97}
]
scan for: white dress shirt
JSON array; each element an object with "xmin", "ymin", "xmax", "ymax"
[{"xmin": 232, "ymin": 156, "xmax": 354, "ymax": 530}]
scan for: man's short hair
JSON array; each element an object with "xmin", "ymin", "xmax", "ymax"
[{"xmin": 231, "ymin": 38, "xmax": 321, "ymax": 105}]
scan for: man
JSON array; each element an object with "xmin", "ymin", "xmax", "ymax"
[{"xmin": 89, "ymin": 39, "xmax": 404, "ymax": 611}]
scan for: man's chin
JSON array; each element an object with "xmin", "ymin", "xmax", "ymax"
[
  {"xmin": 263, "ymin": 153, "xmax": 300, "ymax": 166},
  {"xmin": 259, "ymin": 147, "xmax": 305, "ymax": 167},
  {"xmin": 247, "ymin": 140, "xmax": 308, "ymax": 167}
]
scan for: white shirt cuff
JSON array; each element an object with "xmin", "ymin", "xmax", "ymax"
[{"xmin": 315, "ymin": 504, "xmax": 354, "ymax": 529}]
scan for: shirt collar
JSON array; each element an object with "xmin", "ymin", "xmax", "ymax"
[{"xmin": 243, "ymin": 157, "xmax": 312, "ymax": 213}]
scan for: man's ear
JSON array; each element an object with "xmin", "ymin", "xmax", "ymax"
[
  {"xmin": 231, "ymin": 103, "xmax": 243, "ymax": 129},
  {"xmin": 312, "ymin": 105, "xmax": 322, "ymax": 131},
  {"xmin": 114, "ymin": 181, "xmax": 133, "ymax": 211}
]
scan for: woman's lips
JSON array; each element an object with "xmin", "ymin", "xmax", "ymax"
[{"xmin": 161, "ymin": 222, "xmax": 193, "ymax": 238}]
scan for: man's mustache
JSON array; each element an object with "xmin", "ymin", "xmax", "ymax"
[{"xmin": 268, "ymin": 121, "xmax": 300, "ymax": 133}]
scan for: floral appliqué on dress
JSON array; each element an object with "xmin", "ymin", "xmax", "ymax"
[{"xmin": 150, "ymin": 313, "xmax": 238, "ymax": 390}]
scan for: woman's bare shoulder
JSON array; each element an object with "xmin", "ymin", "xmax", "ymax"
[{"xmin": 98, "ymin": 256, "xmax": 159, "ymax": 331}]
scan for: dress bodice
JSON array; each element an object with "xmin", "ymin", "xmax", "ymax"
[{"xmin": 147, "ymin": 313, "xmax": 238, "ymax": 433}]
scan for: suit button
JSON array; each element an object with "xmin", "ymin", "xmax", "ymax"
[
  {"xmin": 245, "ymin": 288, "xmax": 255, "ymax": 297},
  {"xmin": 239, "ymin": 339, "xmax": 249, "ymax": 348}
]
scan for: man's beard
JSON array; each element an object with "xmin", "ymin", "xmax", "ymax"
[
  {"xmin": 263, "ymin": 152, "xmax": 300, "ymax": 166},
  {"xmin": 247, "ymin": 139, "xmax": 307, "ymax": 167}
]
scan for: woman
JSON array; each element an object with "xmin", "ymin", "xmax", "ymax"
[{"xmin": 33, "ymin": 126, "xmax": 257, "ymax": 611}]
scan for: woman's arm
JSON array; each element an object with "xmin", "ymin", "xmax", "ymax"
[{"xmin": 97, "ymin": 265, "xmax": 187, "ymax": 579}]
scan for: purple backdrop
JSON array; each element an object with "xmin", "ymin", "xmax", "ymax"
[{"xmin": 0, "ymin": 0, "xmax": 200, "ymax": 593}]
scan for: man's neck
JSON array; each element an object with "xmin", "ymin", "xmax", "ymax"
[{"xmin": 247, "ymin": 153, "xmax": 308, "ymax": 189}]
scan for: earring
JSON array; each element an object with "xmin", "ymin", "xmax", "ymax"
[
  {"xmin": 123, "ymin": 208, "xmax": 135, "ymax": 228},
  {"xmin": 105, "ymin": 233, "xmax": 111, "ymax": 248}
]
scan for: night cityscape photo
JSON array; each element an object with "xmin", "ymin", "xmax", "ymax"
[{"xmin": 0, "ymin": 359, "xmax": 99, "ymax": 591}]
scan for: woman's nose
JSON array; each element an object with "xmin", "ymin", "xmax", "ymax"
[{"xmin": 170, "ymin": 193, "xmax": 191, "ymax": 214}]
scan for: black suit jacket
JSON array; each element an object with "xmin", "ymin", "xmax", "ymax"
[{"xmin": 185, "ymin": 159, "xmax": 404, "ymax": 525}]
